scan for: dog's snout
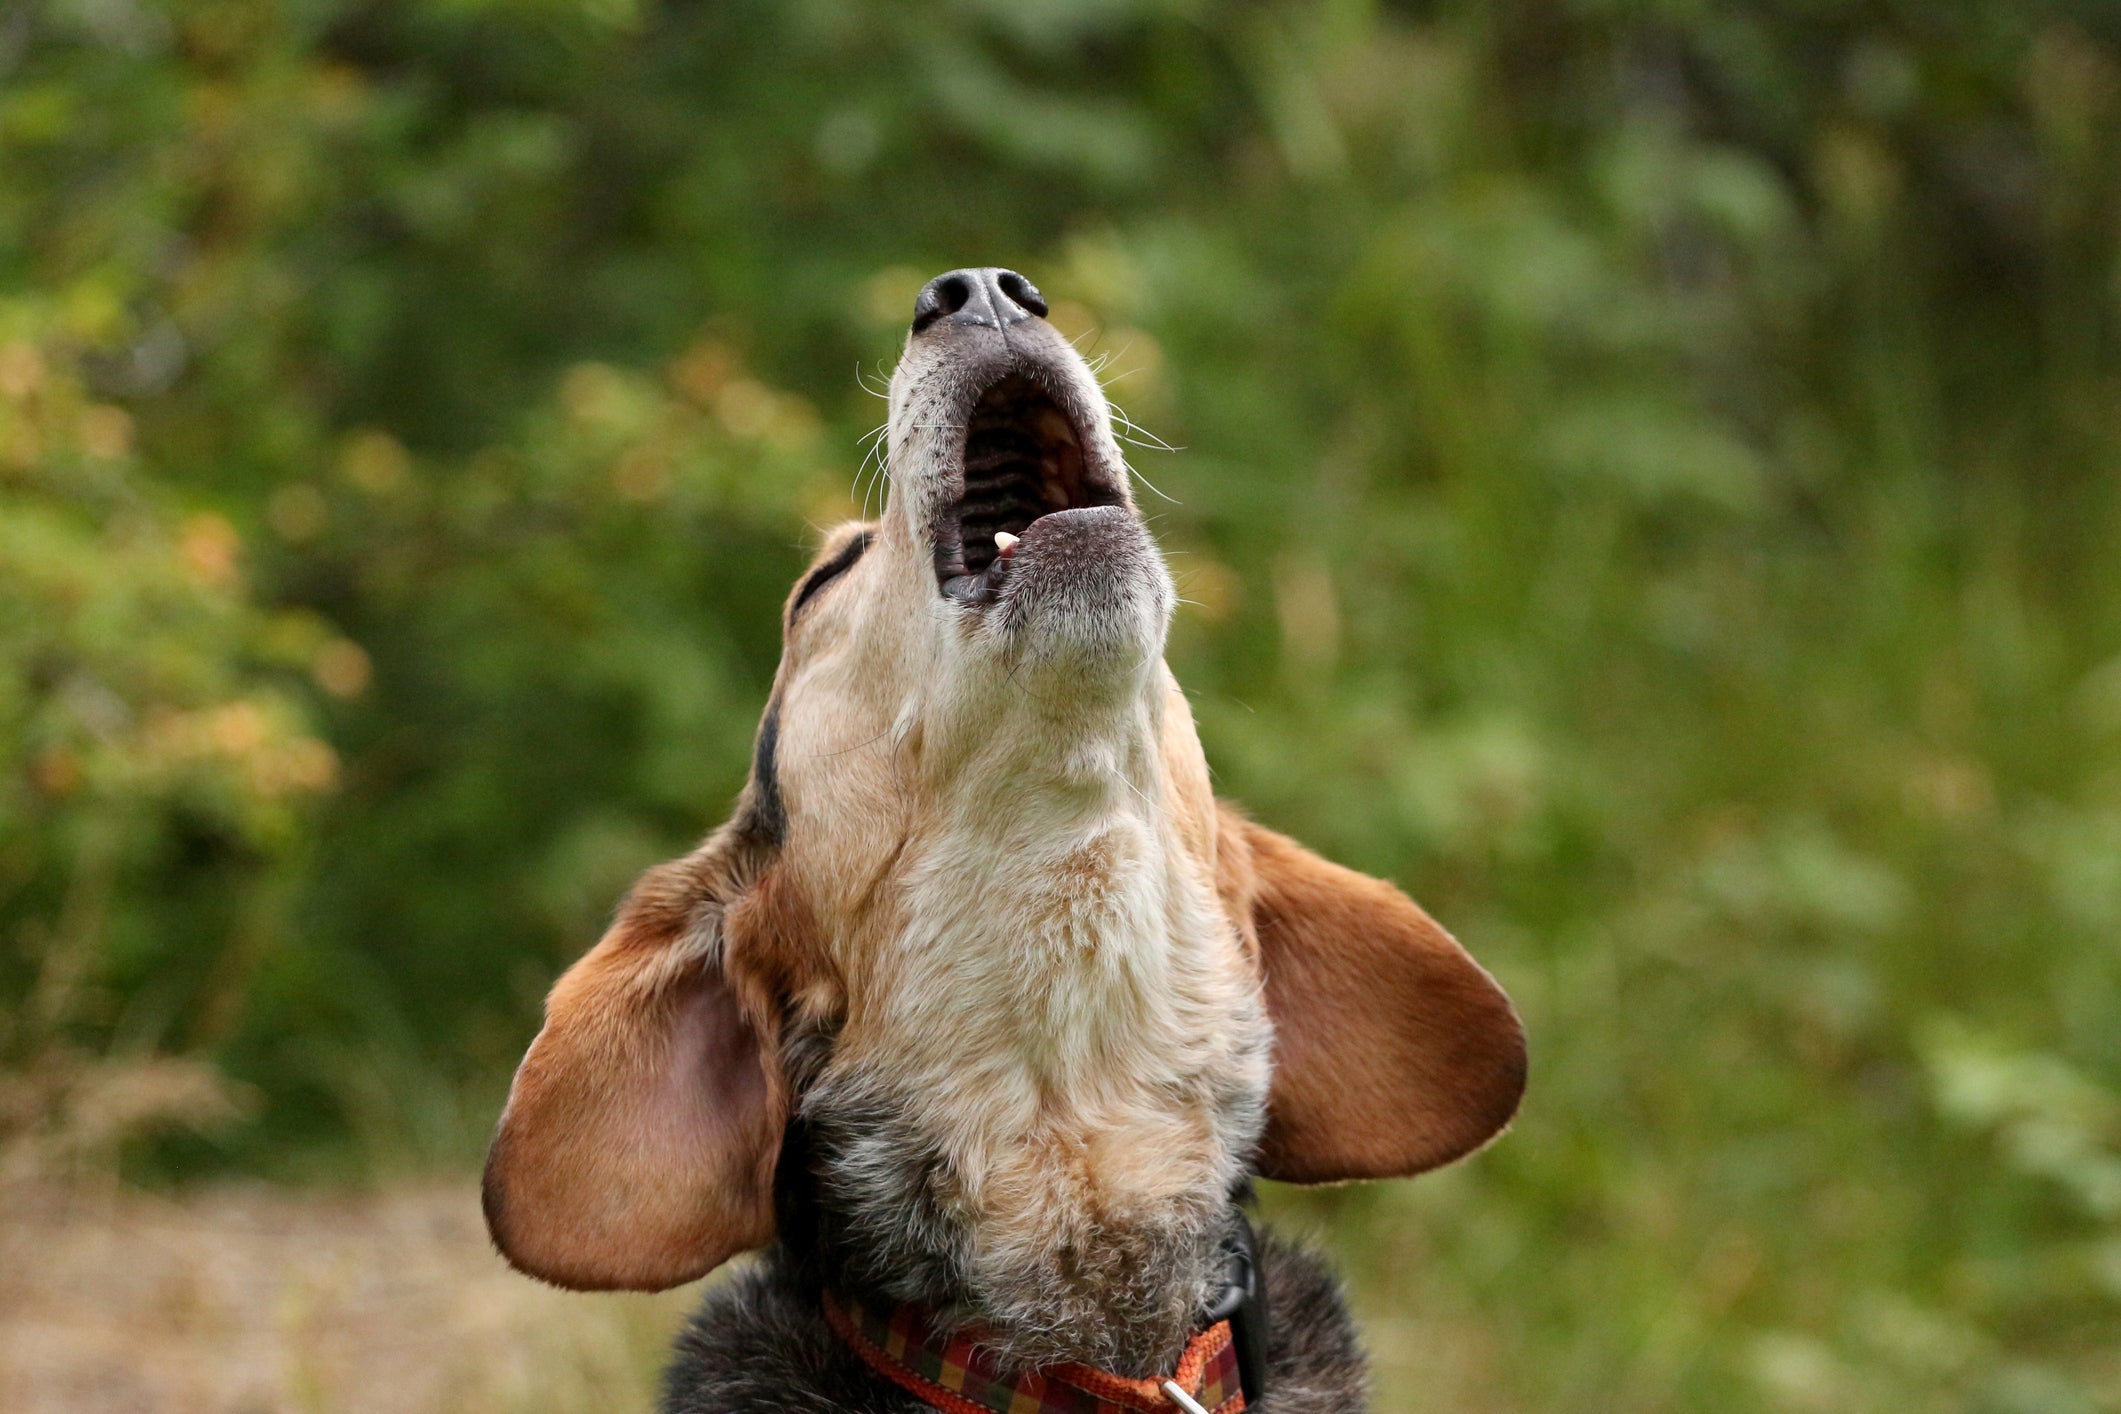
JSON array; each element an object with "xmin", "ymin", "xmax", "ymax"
[{"xmin": 912, "ymin": 268, "xmax": 1048, "ymax": 334}]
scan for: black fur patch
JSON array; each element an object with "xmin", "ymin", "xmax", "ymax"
[
  {"xmin": 802, "ymin": 1094, "xmax": 969, "ymax": 1313},
  {"xmin": 789, "ymin": 531, "xmax": 873, "ymax": 623},
  {"xmin": 745, "ymin": 700, "xmax": 785, "ymax": 845},
  {"xmin": 742, "ymin": 530, "xmax": 871, "ymax": 848},
  {"xmin": 660, "ymin": 1233, "xmax": 1368, "ymax": 1413}
]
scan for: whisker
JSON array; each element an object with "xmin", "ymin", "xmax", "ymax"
[
  {"xmin": 1122, "ymin": 457, "xmax": 1180, "ymax": 505},
  {"xmin": 1110, "ymin": 406, "xmax": 1180, "ymax": 453},
  {"xmin": 1105, "ymin": 761, "xmax": 1155, "ymax": 809},
  {"xmin": 852, "ymin": 419, "xmax": 895, "ymax": 518},
  {"xmin": 856, "ymin": 453, "xmax": 880, "ymax": 518},
  {"xmin": 804, "ymin": 725, "xmax": 897, "ymax": 759},
  {"xmin": 1115, "ymin": 430, "xmax": 1180, "ymax": 454}
]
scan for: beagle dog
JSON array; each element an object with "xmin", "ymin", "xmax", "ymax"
[{"xmin": 483, "ymin": 268, "xmax": 1526, "ymax": 1413}]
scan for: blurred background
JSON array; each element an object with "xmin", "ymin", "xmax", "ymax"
[{"xmin": 4, "ymin": 0, "xmax": 2121, "ymax": 1409}]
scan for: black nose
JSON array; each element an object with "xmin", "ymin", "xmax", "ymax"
[{"xmin": 911, "ymin": 268, "xmax": 1048, "ymax": 334}]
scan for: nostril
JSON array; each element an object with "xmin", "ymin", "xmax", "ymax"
[
  {"xmin": 913, "ymin": 274, "xmax": 972, "ymax": 333},
  {"xmin": 996, "ymin": 271, "xmax": 1047, "ymax": 319},
  {"xmin": 911, "ymin": 267, "xmax": 1046, "ymax": 333}
]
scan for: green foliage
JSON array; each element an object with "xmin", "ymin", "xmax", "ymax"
[{"xmin": 5, "ymin": 0, "xmax": 2121, "ymax": 1406}]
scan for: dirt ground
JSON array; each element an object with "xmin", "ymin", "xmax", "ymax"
[
  {"xmin": 0, "ymin": 1180, "xmax": 699, "ymax": 1414},
  {"xmin": 0, "ymin": 1179, "xmax": 1508, "ymax": 1413}
]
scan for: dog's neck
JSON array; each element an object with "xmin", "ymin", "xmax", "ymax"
[{"xmin": 789, "ymin": 661, "xmax": 1271, "ymax": 1377}]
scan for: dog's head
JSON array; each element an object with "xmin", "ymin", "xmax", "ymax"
[{"xmin": 483, "ymin": 269, "xmax": 1526, "ymax": 1295}]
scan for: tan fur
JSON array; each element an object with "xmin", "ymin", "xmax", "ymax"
[{"xmin": 485, "ymin": 298, "xmax": 1526, "ymax": 1316}]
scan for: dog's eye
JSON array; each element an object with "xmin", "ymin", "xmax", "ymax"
[{"xmin": 788, "ymin": 531, "xmax": 873, "ymax": 624}]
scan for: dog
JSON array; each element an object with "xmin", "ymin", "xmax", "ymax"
[{"xmin": 482, "ymin": 268, "xmax": 1526, "ymax": 1413}]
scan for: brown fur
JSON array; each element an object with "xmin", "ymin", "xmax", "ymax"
[
  {"xmin": 484, "ymin": 826, "xmax": 836, "ymax": 1290},
  {"xmin": 1216, "ymin": 808, "xmax": 1527, "ymax": 1182}
]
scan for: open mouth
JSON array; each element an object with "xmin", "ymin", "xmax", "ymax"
[{"xmin": 934, "ymin": 374, "xmax": 1121, "ymax": 603}]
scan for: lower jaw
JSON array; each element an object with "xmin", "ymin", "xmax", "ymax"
[{"xmin": 940, "ymin": 556, "xmax": 1010, "ymax": 605}]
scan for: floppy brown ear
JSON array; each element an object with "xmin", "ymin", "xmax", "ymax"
[
  {"xmin": 1220, "ymin": 808, "xmax": 1526, "ymax": 1184},
  {"xmin": 482, "ymin": 828, "xmax": 799, "ymax": 1291}
]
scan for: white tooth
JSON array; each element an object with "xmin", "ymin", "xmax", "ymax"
[{"xmin": 993, "ymin": 531, "xmax": 1020, "ymax": 553}]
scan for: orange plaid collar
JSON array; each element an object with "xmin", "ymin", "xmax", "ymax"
[{"xmin": 822, "ymin": 1290, "xmax": 1246, "ymax": 1414}]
